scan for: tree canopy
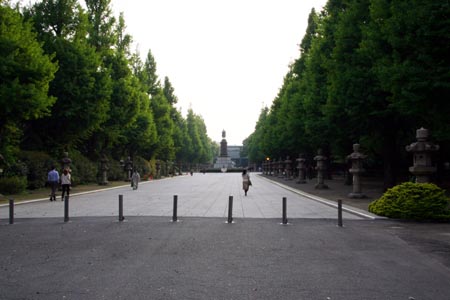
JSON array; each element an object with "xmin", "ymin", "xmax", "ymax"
[
  {"xmin": 1, "ymin": 0, "xmax": 215, "ymax": 169},
  {"xmin": 244, "ymin": 0, "xmax": 450, "ymax": 188}
]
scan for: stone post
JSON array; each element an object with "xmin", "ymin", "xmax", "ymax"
[
  {"xmin": 296, "ymin": 154, "xmax": 307, "ymax": 184},
  {"xmin": 284, "ymin": 156, "xmax": 293, "ymax": 180},
  {"xmin": 347, "ymin": 144, "xmax": 367, "ymax": 198},
  {"xmin": 405, "ymin": 127, "xmax": 439, "ymax": 183},
  {"xmin": 314, "ymin": 149, "xmax": 328, "ymax": 189}
]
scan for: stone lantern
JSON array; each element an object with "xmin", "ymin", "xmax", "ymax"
[
  {"xmin": 269, "ymin": 160, "xmax": 273, "ymax": 176},
  {"xmin": 60, "ymin": 151, "xmax": 72, "ymax": 171},
  {"xmin": 314, "ymin": 149, "xmax": 328, "ymax": 189},
  {"xmin": 124, "ymin": 156, "xmax": 133, "ymax": 181},
  {"xmin": 99, "ymin": 154, "xmax": 109, "ymax": 185},
  {"xmin": 278, "ymin": 158, "xmax": 284, "ymax": 178},
  {"xmin": 284, "ymin": 156, "xmax": 293, "ymax": 180},
  {"xmin": 272, "ymin": 159, "xmax": 277, "ymax": 177},
  {"xmin": 347, "ymin": 144, "xmax": 367, "ymax": 198},
  {"xmin": 156, "ymin": 160, "xmax": 161, "ymax": 179},
  {"xmin": 405, "ymin": 127, "xmax": 439, "ymax": 183},
  {"xmin": 296, "ymin": 154, "xmax": 307, "ymax": 184}
]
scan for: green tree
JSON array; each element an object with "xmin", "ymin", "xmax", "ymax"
[
  {"xmin": 0, "ymin": 3, "xmax": 57, "ymax": 160},
  {"xmin": 24, "ymin": 0, "xmax": 110, "ymax": 153}
]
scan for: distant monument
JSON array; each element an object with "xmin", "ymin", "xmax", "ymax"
[{"xmin": 214, "ymin": 130, "xmax": 233, "ymax": 170}]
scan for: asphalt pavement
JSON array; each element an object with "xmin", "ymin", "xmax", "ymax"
[{"xmin": 0, "ymin": 172, "xmax": 449, "ymax": 300}]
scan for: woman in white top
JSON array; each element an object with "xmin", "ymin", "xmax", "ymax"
[{"xmin": 60, "ymin": 168, "xmax": 71, "ymax": 201}]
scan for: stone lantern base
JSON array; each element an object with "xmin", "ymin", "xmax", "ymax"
[
  {"xmin": 348, "ymin": 192, "xmax": 366, "ymax": 199},
  {"xmin": 315, "ymin": 183, "xmax": 328, "ymax": 189}
]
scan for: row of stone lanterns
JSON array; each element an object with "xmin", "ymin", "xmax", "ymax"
[{"xmin": 262, "ymin": 127, "xmax": 440, "ymax": 198}]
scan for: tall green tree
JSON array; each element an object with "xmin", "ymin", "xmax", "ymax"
[
  {"xmin": 24, "ymin": 0, "xmax": 110, "ymax": 153},
  {"xmin": 0, "ymin": 3, "xmax": 58, "ymax": 160}
]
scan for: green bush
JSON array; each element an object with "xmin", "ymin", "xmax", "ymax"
[
  {"xmin": 369, "ymin": 182, "xmax": 450, "ymax": 221},
  {"xmin": 107, "ymin": 159, "xmax": 125, "ymax": 181},
  {"xmin": 0, "ymin": 176, "xmax": 27, "ymax": 195},
  {"xmin": 134, "ymin": 156, "xmax": 151, "ymax": 179},
  {"xmin": 70, "ymin": 152, "xmax": 97, "ymax": 185},
  {"xmin": 19, "ymin": 151, "xmax": 56, "ymax": 189}
]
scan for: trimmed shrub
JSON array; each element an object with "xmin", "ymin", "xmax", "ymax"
[
  {"xmin": 369, "ymin": 182, "xmax": 450, "ymax": 221},
  {"xmin": 0, "ymin": 176, "xmax": 27, "ymax": 194}
]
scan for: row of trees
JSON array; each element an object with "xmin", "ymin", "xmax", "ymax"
[
  {"xmin": 1, "ymin": 0, "xmax": 217, "ymax": 188},
  {"xmin": 243, "ymin": 0, "xmax": 450, "ymax": 188}
]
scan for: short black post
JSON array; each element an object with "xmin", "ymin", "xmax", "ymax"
[
  {"xmin": 9, "ymin": 198, "xmax": 14, "ymax": 224},
  {"xmin": 227, "ymin": 196, "xmax": 233, "ymax": 224},
  {"xmin": 118, "ymin": 194, "xmax": 124, "ymax": 221},
  {"xmin": 338, "ymin": 199, "xmax": 343, "ymax": 227},
  {"xmin": 282, "ymin": 197, "xmax": 288, "ymax": 225},
  {"xmin": 172, "ymin": 195, "xmax": 178, "ymax": 222},
  {"xmin": 64, "ymin": 195, "xmax": 69, "ymax": 223}
]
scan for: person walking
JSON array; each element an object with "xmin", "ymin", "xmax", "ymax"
[
  {"xmin": 60, "ymin": 168, "xmax": 71, "ymax": 201},
  {"xmin": 242, "ymin": 169, "xmax": 251, "ymax": 196},
  {"xmin": 131, "ymin": 169, "xmax": 141, "ymax": 190},
  {"xmin": 47, "ymin": 166, "xmax": 59, "ymax": 201}
]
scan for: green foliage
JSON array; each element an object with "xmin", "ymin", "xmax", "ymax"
[
  {"xmin": 106, "ymin": 159, "xmax": 125, "ymax": 181},
  {"xmin": 0, "ymin": 4, "xmax": 57, "ymax": 160},
  {"xmin": 18, "ymin": 151, "xmax": 56, "ymax": 189},
  {"xmin": 0, "ymin": 0, "xmax": 223, "ymax": 190},
  {"xmin": 133, "ymin": 156, "xmax": 151, "ymax": 178},
  {"xmin": 369, "ymin": 182, "xmax": 450, "ymax": 221},
  {"xmin": 0, "ymin": 176, "xmax": 27, "ymax": 195},
  {"xmin": 243, "ymin": 0, "xmax": 450, "ymax": 186},
  {"xmin": 70, "ymin": 152, "xmax": 97, "ymax": 184}
]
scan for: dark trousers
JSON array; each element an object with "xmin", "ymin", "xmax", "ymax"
[
  {"xmin": 61, "ymin": 184, "xmax": 70, "ymax": 199},
  {"xmin": 49, "ymin": 181, "xmax": 58, "ymax": 200}
]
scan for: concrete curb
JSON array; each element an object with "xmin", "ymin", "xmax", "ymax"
[{"xmin": 258, "ymin": 174, "xmax": 384, "ymax": 220}]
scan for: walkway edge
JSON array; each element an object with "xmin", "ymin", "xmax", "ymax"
[
  {"xmin": 258, "ymin": 175, "xmax": 384, "ymax": 220},
  {"xmin": 0, "ymin": 178, "xmax": 177, "ymax": 208}
]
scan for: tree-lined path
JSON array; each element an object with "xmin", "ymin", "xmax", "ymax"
[{"xmin": 0, "ymin": 173, "xmax": 366, "ymax": 220}]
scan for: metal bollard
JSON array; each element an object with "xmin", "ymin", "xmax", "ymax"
[
  {"xmin": 64, "ymin": 195, "xmax": 69, "ymax": 222},
  {"xmin": 9, "ymin": 198, "xmax": 14, "ymax": 224},
  {"xmin": 282, "ymin": 197, "xmax": 288, "ymax": 225},
  {"xmin": 338, "ymin": 199, "xmax": 343, "ymax": 227},
  {"xmin": 172, "ymin": 195, "xmax": 178, "ymax": 222},
  {"xmin": 227, "ymin": 196, "xmax": 233, "ymax": 224},
  {"xmin": 119, "ymin": 194, "xmax": 124, "ymax": 221}
]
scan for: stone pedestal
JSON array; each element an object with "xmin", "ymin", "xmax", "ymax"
[
  {"xmin": 314, "ymin": 149, "xmax": 328, "ymax": 189},
  {"xmin": 347, "ymin": 144, "xmax": 366, "ymax": 198},
  {"xmin": 406, "ymin": 128, "xmax": 439, "ymax": 183}
]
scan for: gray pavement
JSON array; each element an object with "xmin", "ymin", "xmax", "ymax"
[
  {"xmin": 1, "ymin": 173, "xmax": 450, "ymax": 300},
  {"xmin": 0, "ymin": 173, "xmax": 369, "ymax": 220}
]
